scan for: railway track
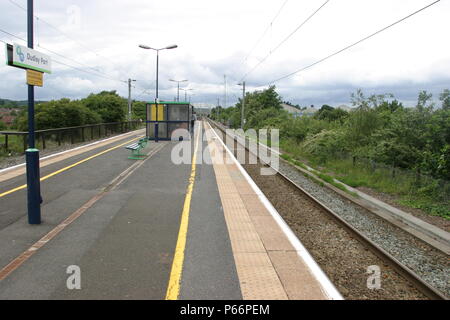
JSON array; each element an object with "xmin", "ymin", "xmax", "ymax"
[{"xmin": 207, "ymin": 119, "xmax": 448, "ymax": 300}]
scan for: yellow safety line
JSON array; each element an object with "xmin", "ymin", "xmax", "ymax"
[
  {"xmin": 0, "ymin": 136, "xmax": 142, "ymax": 198},
  {"xmin": 0, "ymin": 142, "xmax": 165, "ymax": 282},
  {"xmin": 165, "ymin": 124, "xmax": 201, "ymax": 300}
]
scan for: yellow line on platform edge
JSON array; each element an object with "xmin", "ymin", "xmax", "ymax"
[
  {"xmin": 165, "ymin": 123, "xmax": 201, "ymax": 300},
  {"xmin": 0, "ymin": 136, "xmax": 142, "ymax": 198}
]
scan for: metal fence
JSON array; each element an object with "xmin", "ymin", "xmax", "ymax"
[{"xmin": 0, "ymin": 121, "xmax": 143, "ymax": 154}]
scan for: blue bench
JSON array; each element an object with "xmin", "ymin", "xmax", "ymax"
[{"xmin": 126, "ymin": 138, "xmax": 148, "ymax": 160}]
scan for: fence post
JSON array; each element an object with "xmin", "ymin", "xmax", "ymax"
[
  {"xmin": 373, "ymin": 160, "xmax": 377, "ymax": 172},
  {"xmin": 416, "ymin": 168, "xmax": 421, "ymax": 186},
  {"xmin": 5, "ymin": 134, "xmax": 8, "ymax": 151},
  {"xmin": 91, "ymin": 126, "xmax": 94, "ymax": 140},
  {"xmin": 70, "ymin": 129, "xmax": 74, "ymax": 144},
  {"xmin": 234, "ymin": 134, "xmax": 237, "ymax": 157},
  {"xmin": 57, "ymin": 131, "xmax": 61, "ymax": 146},
  {"xmin": 23, "ymin": 134, "xmax": 27, "ymax": 152},
  {"xmin": 42, "ymin": 133, "xmax": 46, "ymax": 150},
  {"xmin": 81, "ymin": 127, "xmax": 85, "ymax": 142}
]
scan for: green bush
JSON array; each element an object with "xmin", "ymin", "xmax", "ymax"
[
  {"xmin": 217, "ymin": 87, "xmax": 450, "ymax": 219},
  {"xmin": 14, "ymin": 91, "xmax": 128, "ymax": 131}
]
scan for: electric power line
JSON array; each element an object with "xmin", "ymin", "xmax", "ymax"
[
  {"xmin": 7, "ymin": 0, "xmax": 118, "ymax": 67},
  {"xmin": 240, "ymin": 0, "xmax": 330, "ymax": 82},
  {"xmin": 37, "ymin": 43, "xmax": 124, "ymax": 82},
  {"xmin": 7, "ymin": 0, "xmax": 139, "ymax": 80},
  {"xmin": 243, "ymin": 0, "xmax": 289, "ymax": 63},
  {"xmin": 0, "ymin": 28, "xmax": 126, "ymax": 84},
  {"xmin": 52, "ymin": 59, "xmax": 126, "ymax": 84},
  {"xmin": 0, "ymin": 27, "xmax": 25, "ymax": 42},
  {"xmin": 268, "ymin": 0, "xmax": 441, "ymax": 84},
  {"xmin": 271, "ymin": 0, "xmax": 330, "ymax": 56}
]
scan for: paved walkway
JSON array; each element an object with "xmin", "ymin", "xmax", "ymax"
[{"xmin": 0, "ymin": 121, "xmax": 336, "ymax": 300}]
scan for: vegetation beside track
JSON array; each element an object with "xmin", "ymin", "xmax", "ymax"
[
  {"xmin": 210, "ymin": 87, "xmax": 450, "ymax": 219},
  {"xmin": 0, "ymin": 91, "xmax": 147, "ymax": 161}
]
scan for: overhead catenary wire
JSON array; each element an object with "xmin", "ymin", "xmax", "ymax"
[
  {"xmin": 243, "ymin": 0, "xmax": 289, "ymax": 63},
  {"xmin": 7, "ymin": 0, "xmax": 117, "ymax": 67},
  {"xmin": 0, "ymin": 28, "xmax": 127, "ymax": 84},
  {"xmin": 0, "ymin": 27, "xmax": 25, "ymax": 43},
  {"xmin": 52, "ymin": 59, "xmax": 127, "ymax": 84},
  {"xmin": 240, "ymin": 0, "xmax": 330, "ymax": 82},
  {"xmin": 37, "ymin": 43, "xmax": 124, "ymax": 82},
  {"xmin": 267, "ymin": 0, "xmax": 441, "ymax": 84},
  {"xmin": 7, "ymin": 0, "xmax": 139, "ymax": 80}
]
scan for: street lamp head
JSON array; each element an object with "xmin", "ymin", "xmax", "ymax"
[
  {"xmin": 139, "ymin": 44, "xmax": 152, "ymax": 49},
  {"xmin": 165, "ymin": 44, "xmax": 178, "ymax": 49}
]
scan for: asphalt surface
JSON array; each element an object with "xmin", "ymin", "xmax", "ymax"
[
  {"xmin": 179, "ymin": 136, "xmax": 242, "ymax": 300},
  {"xmin": 0, "ymin": 123, "xmax": 241, "ymax": 299},
  {"xmin": 0, "ymin": 131, "xmax": 146, "ymax": 271}
]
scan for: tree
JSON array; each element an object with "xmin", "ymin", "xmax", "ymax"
[
  {"xmin": 438, "ymin": 144, "xmax": 450, "ymax": 179},
  {"xmin": 440, "ymin": 89, "xmax": 450, "ymax": 110},
  {"xmin": 314, "ymin": 105, "xmax": 349, "ymax": 123},
  {"xmin": 237, "ymin": 86, "xmax": 282, "ymax": 129},
  {"xmin": 417, "ymin": 90, "xmax": 434, "ymax": 111},
  {"xmin": 14, "ymin": 98, "xmax": 103, "ymax": 131},
  {"xmin": 82, "ymin": 91, "xmax": 127, "ymax": 123},
  {"xmin": 132, "ymin": 101, "xmax": 147, "ymax": 120}
]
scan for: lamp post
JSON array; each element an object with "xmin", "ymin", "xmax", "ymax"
[
  {"xmin": 169, "ymin": 79, "xmax": 188, "ymax": 101},
  {"xmin": 180, "ymin": 88, "xmax": 194, "ymax": 102},
  {"xmin": 238, "ymin": 81, "xmax": 246, "ymax": 129},
  {"xmin": 128, "ymin": 79, "xmax": 136, "ymax": 120},
  {"xmin": 138, "ymin": 44, "xmax": 178, "ymax": 102},
  {"xmin": 139, "ymin": 44, "xmax": 177, "ymax": 142}
]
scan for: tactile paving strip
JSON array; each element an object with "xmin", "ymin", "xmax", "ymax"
[{"xmin": 204, "ymin": 122, "xmax": 328, "ymax": 300}]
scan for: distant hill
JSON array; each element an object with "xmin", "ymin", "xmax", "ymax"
[{"xmin": 0, "ymin": 98, "xmax": 47, "ymax": 108}]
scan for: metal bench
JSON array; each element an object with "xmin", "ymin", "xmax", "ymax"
[{"xmin": 126, "ymin": 138, "xmax": 148, "ymax": 160}]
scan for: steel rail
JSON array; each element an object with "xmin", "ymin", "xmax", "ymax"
[{"xmin": 208, "ymin": 119, "xmax": 448, "ymax": 300}]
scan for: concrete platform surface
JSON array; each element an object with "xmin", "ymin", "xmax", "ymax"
[{"xmin": 0, "ymin": 121, "xmax": 333, "ymax": 300}]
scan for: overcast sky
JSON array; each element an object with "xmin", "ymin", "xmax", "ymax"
[{"xmin": 0, "ymin": 0, "xmax": 449, "ymax": 108}]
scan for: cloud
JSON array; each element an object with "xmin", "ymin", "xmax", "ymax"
[{"xmin": 0, "ymin": 0, "xmax": 448, "ymax": 107}]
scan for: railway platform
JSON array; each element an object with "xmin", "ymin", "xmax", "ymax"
[{"xmin": 0, "ymin": 121, "xmax": 340, "ymax": 300}]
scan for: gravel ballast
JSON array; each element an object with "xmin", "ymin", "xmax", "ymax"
[
  {"xmin": 278, "ymin": 161, "xmax": 449, "ymax": 297},
  {"xmin": 211, "ymin": 121, "xmax": 448, "ymax": 299}
]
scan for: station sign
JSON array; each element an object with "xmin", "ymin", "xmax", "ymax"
[{"xmin": 6, "ymin": 43, "xmax": 52, "ymax": 74}]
